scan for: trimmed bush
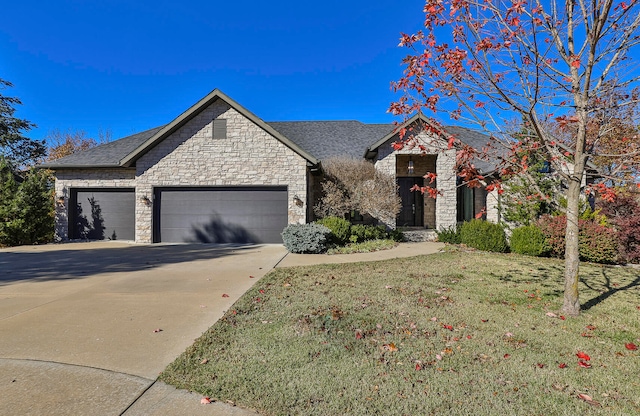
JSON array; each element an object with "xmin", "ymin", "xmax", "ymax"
[
  {"xmin": 459, "ymin": 219, "xmax": 508, "ymax": 253},
  {"xmin": 537, "ymin": 215, "xmax": 620, "ymax": 264},
  {"xmin": 349, "ymin": 224, "xmax": 397, "ymax": 243},
  {"xmin": 598, "ymin": 194, "xmax": 640, "ymax": 264},
  {"xmin": 316, "ymin": 216, "xmax": 352, "ymax": 245},
  {"xmin": 536, "ymin": 215, "xmax": 566, "ymax": 258},
  {"xmin": 436, "ymin": 225, "xmax": 462, "ymax": 244},
  {"xmin": 579, "ymin": 221, "xmax": 619, "ymax": 264},
  {"xmin": 510, "ymin": 225, "xmax": 549, "ymax": 256},
  {"xmin": 281, "ymin": 223, "xmax": 331, "ymax": 254},
  {"xmin": 387, "ymin": 228, "xmax": 405, "ymax": 242}
]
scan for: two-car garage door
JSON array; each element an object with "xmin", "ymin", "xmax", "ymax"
[
  {"xmin": 153, "ymin": 187, "xmax": 288, "ymax": 244},
  {"xmin": 70, "ymin": 187, "xmax": 288, "ymax": 244}
]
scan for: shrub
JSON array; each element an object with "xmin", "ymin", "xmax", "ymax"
[
  {"xmin": 537, "ymin": 215, "xmax": 620, "ymax": 264},
  {"xmin": 281, "ymin": 223, "xmax": 331, "ymax": 254},
  {"xmin": 316, "ymin": 216, "xmax": 352, "ymax": 245},
  {"xmin": 536, "ymin": 215, "xmax": 566, "ymax": 258},
  {"xmin": 459, "ymin": 219, "xmax": 508, "ymax": 253},
  {"xmin": 510, "ymin": 225, "xmax": 549, "ymax": 256},
  {"xmin": 598, "ymin": 194, "xmax": 640, "ymax": 264},
  {"xmin": 387, "ymin": 228, "xmax": 405, "ymax": 242},
  {"xmin": 436, "ymin": 225, "xmax": 462, "ymax": 244},
  {"xmin": 579, "ymin": 221, "xmax": 619, "ymax": 264}
]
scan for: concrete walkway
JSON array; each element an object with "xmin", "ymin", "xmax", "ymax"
[{"xmin": 0, "ymin": 241, "xmax": 443, "ymax": 415}]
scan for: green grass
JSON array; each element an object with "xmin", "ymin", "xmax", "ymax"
[{"xmin": 160, "ymin": 251, "xmax": 640, "ymax": 415}]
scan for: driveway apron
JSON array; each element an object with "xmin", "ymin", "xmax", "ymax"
[{"xmin": 0, "ymin": 242, "xmax": 287, "ymax": 415}]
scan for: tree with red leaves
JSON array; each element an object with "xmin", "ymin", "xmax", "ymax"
[{"xmin": 391, "ymin": 0, "xmax": 640, "ymax": 316}]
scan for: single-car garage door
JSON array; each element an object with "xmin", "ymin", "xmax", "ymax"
[
  {"xmin": 153, "ymin": 187, "xmax": 288, "ymax": 244},
  {"xmin": 70, "ymin": 189, "xmax": 135, "ymax": 241}
]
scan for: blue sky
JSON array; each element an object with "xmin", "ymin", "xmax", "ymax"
[{"xmin": 1, "ymin": 1, "xmax": 425, "ymax": 143}]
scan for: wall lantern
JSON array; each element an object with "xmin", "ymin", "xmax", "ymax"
[
  {"xmin": 407, "ymin": 158, "xmax": 415, "ymax": 175},
  {"xmin": 293, "ymin": 195, "xmax": 304, "ymax": 207},
  {"xmin": 140, "ymin": 195, "xmax": 152, "ymax": 206},
  {"xmin": 56, "ymin": 196, "xmax": 65, "ymax": 206}
]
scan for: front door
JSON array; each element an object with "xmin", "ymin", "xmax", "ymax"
[{"xmin": 397, "ymin": 177, "xmax": 424, "ymax": 227}]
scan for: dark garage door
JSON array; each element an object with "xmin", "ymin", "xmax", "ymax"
[
  {"xmin": 70, "ymin": 189, "xmax": 135, "ymax": 241},
  {"xmin": 154, "ymin": 187, "xmax": 288, "ymax": 244}
]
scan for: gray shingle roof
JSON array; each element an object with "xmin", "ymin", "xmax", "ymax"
[
  {"xmin": 40, "ymin": 118, "xmax": 497, "ymax": 173},
  {"xmin": 40, "ymin": 126, "xmax": 165, "ymax": 168},
  {"xmin": 267, "ymin": 121, "xmax": 393, "ymax": 160}
]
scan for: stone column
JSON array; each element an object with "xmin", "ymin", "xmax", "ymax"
[{"xmin": 435, "ymin": 149, "xmax": 457, "ymax": 230}]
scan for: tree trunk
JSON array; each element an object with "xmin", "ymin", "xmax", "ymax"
[{"xmin": 562, "ymin": 179, "xmax": 581, "ymax": 316}]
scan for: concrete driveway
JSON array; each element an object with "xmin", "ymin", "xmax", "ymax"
[{"xmin": 0, "ymin": 241, "xmax": 287, "ymax": 415}]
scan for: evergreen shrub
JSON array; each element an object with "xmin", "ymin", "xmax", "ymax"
[
  {"xmin": 459, "ymin": 219, "xmax": 508, "ymax": 252},
  {"xmin": 281, "ymin": 223, "xmax": 331, "ymax": 254}
]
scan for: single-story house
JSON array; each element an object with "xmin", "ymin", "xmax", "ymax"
[{"xmin": 41, "ymin": 89, "xmax": 500, "ymax": 244}]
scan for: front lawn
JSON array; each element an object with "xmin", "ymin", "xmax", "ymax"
[{"xmin": 160, "ymin": 250, "xmax": 640, "ymax": 415}]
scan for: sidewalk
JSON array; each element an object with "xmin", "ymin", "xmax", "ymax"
[{"xmin": 276, "ymin": 241, "xmax": 445, "ymax": 268}]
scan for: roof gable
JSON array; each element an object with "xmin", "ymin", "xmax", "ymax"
[{"xmin": 120, "ymin": 89, "xmax": 319, "ymax": 167}]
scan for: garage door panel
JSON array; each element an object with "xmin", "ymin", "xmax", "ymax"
[
  {"xmin": 72, "ymin": 190, "xmax": 135, "ymax": 241},
  {"xmin": 155, "ymin": 187, "xmax": 288, "ymax": 244}
]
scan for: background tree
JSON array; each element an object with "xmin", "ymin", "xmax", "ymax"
[
  {"xmin": 315, "ymin": 157, "xmax": 401, "ymax": 226},
  {"xmin": 391, "ymin": 0, "xmax": 640, "ymax": 316},
  {"xmin": 0, "ymin": 78, "xmax": 45, "ymax": 170},
  {"xmin": 0, "ymin": 159, "xmax": 54, "ymax": 246},
  {"xmin": 46, "ymin": 127, "xmax": 111, "ymax": 160}
]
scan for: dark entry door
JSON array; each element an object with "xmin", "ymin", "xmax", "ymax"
[{"xmin": 397, "ymin": 177, "xmax": 424, "ymax": 227}]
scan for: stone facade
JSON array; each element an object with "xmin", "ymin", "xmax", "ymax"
[
  {"xmin": 374, "ymin": 131, "xmax": 458, "ymax": 231},
  {"xmin": 53, "ymin": 99, "xmax": 309, "ymax": 243}
]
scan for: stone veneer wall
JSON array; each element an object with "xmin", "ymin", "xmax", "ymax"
[
  {"xmin": 374, "ymin": 132, "xmax": 457, "ymax": 230},
  {"xmin": 134, "ymin": 99, "xmax": 308, "ymax": 243},
  {"xmin": 485, "ymin": 188, "xmax": 500, "ymax": 223},
  {"xmin": 52, "ymin": 168, "xmax": 137, "ymax": 241}
]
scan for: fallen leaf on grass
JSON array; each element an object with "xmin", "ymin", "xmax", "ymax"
[
  {"xmin": 576, "ymin": 351, "xmax": 591, "ymax": 361},
  {"xmin": 536, "ymin": 363, "xmax": 545, "ymax": 368},
  {"xmin": 545, "ymin": 312, "xmax": 557, "ymax": 318},
  {"xmin": 384, "ymin": 343, "xmax": 398, "ymax": 352},
  {"xmin": 201, "ymin": 397, "xmax": 212, "ymax": 404},
  {"xmin": 200, "ymin": 358, "xmax": 208, "ymax": 364},
  {"xmin": 558, "ymin": 363, "xmax": 567, "ymax": 368},
  {"xmin": 625, "ymin": 342, "xmax": 638, "ymax": 351},
  {"xmin": 577, "ymin": 393, "xmax": 601, "ymax": 406},
  {"xmin": 586, "ymin": 325, "xmax": 596, "ymax": 331},
  {"xmin": 578, "ymin": 360, "xmax": 592, "ymax": 368}
]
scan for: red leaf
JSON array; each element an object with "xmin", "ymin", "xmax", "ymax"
[
  {"xmin": 153, "ymin": 328, "xmax": 163, "ymax": 333},
  {"xmin": 578, "ymin": 360, "xmax": 592, "ymax": 368},
  {"xmin": 536, "ymin": 363, "xmax": 545, "ymax": 368},
  {"xmin": 201, "ymin": 397, "xmax": 212, "ymax": 404},
  {"xmin": 355, "ymin": 330, "xmax": 363, "ymax": 340},
  {"xmin": 586, "ymin": 325, "xmax": 596, "ymax": 331},
  {"xmin": 560, "ymin": 316, "xmax": 566, "ymax": 320},
  {"xmin": 503, "ymin": 354, "xmax": 511, "ymax": 359},
  {"xmin": 625, "ymin": 343, "xmax": 638, "ymax": 351},
  {"xmin": 415, "ymin": 363, "xmax": 422, "ymax": 371},
  {"xmin": 576, "ymin": 351, "xmax": 591, "ymax": 361},
  {"xmin": 571, "ymin": 58, "xmax": 581, "ymax": 68},
  {"xmin": 259, "ymin": 289, "xmax": 265, "ymax": 294},
  {"xmin": 558, "ymin": 363, "xmax": 567, "ymax": 368},
  {"xmin": 249, "ymin": 275, "xmax": 255, "ymax": 278},
  {"xmin": 222, "ymin": 293, "xmax": 230, "ymax": 298}
]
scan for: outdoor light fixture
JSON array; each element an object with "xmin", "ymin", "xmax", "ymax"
[
  {"xmin": 56, "ymin": 196, "xmax": 65, "ymax": 206},
  {"xmin": 407, "ymin": 158, "xmax": 415, "ymax": 175},
  {"xmin": 141, "ymin": 195, "xmax": 152, "ymax": 206},
  {"xmin": 293, "ymin": 195, "xmax": 304, "ymax": 207}
]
